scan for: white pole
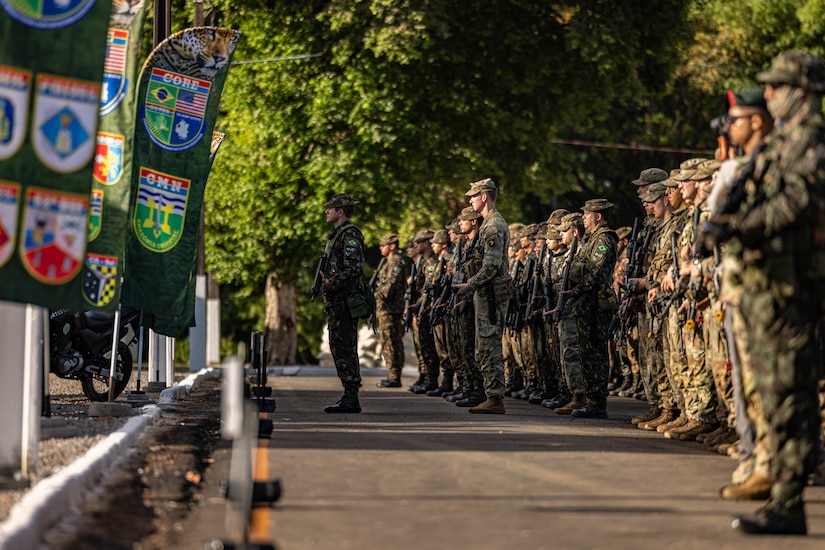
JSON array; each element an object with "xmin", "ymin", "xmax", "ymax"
[
  {"xmin": 189, "ymin": 274, "xmax": 207, "ymax": 372},
  {"xmin": 107, "ymin": 304, "xmax": 123, "ymax": 402}
]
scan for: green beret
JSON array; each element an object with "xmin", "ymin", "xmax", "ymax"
[{"xmin": 726, "ymin": 87, "xmax": 767, "ymax": 109}]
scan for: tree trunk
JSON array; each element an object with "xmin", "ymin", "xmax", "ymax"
[{"xmin": 264, "ymin": 273, "xmax": 297, "ymax": 365}]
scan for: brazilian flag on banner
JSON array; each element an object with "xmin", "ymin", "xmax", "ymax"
[
  {"xmin": 120, "ymin": 28, "xmax": 241, "ymax": 336},
  {"xmin": 83, "ymin": 1, "xmax": 147, "ymax": 310},
  {"xmin": 0, "ymin": 0, "xmax": 112, "ymax": 309}
]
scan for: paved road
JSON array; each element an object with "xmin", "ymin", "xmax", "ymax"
[{"xmin": 181, "ymin": 374, "xmax": 825, "ymax": 550}]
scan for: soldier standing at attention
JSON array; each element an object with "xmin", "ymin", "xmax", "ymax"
[
  {"xmin": 320, "ymin": 194, "xmax": 365, "ymax": 413},
  {"xmin": 707, "ymin": 51, "xmax": 825, "ymax": 535},
  {"xmin": 453, "ymin": 178, "xmax": 512, "ymax": 414},
  {"xmin": 568, "ymin": 200, "xmax": 619, "ymax": 418},
  {"xmin": 375, "ymin": 234, "xmax": 408, "ymax": 388}
]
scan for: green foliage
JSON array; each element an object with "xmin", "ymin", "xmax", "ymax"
[{"xmin": 151, "ymin": 0, "xmax": 825, "ymax": 360}]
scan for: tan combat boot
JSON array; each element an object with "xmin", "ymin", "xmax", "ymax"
[
  {"xmin": 720, "ymin": 472, "xmax": 772, "ymax": 501},
  {"xmin": 631, "ymin": 405, "xmax": 661, "ymax": 426},
  {"xmin": 469, "ymin": 396, "xmax": 505, "ymax": 414},
  {"xmin": 638, "ymin": 408, "xmax": 678, "ymax": 431},
  {"xmin": 554, "ymin": 394, "xmax": 587, "ymax": 415},
  {"xmin": 657, "ymin": 412, "xmax": 688, "ymax": 433},
  {"xmin": 664, "ymin": 418, "xmax": 701, "ymax": 440}
]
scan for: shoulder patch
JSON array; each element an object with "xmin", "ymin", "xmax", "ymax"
[
  {"xmin": 346, "ymin": 238, "xmax": 358, "ymax": 247},
  {"xmin": 596, "ymin": 243, "xmax": 608, "ymax": 253}
]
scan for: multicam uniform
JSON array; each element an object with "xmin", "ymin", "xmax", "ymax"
[{"xmin": 375, "ymin": 251, "xmax": 408, "ymax": 383}]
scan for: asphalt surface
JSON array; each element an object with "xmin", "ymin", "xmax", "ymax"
[{"xmin": 169, "ymin": 372, "xmax": 825, "ymax": 550}]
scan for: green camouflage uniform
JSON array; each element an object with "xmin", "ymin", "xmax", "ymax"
[
  {"xmin": 324, "ymin": 220, "xmax": 365, "ymax": 395},
  {"xmin": 375, "ymin": 252, "xmax": 408, "ymax": 382}
]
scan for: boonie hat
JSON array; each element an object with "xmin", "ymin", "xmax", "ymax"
[
  {"xmin": 379, "ymin": 234, "xmax": 399, "ymax": 246},
  {"xmin": 413, "ymin": 229, "xmax": 434, "ymax": 243}
]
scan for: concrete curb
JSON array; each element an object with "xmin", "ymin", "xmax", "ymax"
[
  {"xmin": 0, "ymin": 367, "xmax": 217, "ymax": 550},
  {"xmin": 267, "ymin": 365, "xmax": 420, "ymax": 378}
]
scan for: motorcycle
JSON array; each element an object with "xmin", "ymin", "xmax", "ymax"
[{"xmin": 49, "ymin": 306, "xmax": 141, "ymax": 402}]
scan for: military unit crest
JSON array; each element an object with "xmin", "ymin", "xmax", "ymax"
[
  {"xmin": 133, "ymin": 167, "xmax": 189, "ymax": 252},
  {"xmin": 100, "ymin": 28, "xmax": 130, "ymax": 116},
  {"xmin": 21, "ymin": 187, "xmax": 87, "ymax": 283},
  {"xmin": 0, "ymin": 0, "xmax": 96, "ymax": 30},
  {"xmin": 0, "ymin": 180, "xmax": 20, "ymax": 267},
  {"xmin": 83, "ymin": 253, "xmax": 118, "ymax": 307},
  {"xmin": 33, "ymin": 74, "xmax": 100, "ymax": 173},
  {"xmin": 0, "ymin": 65, "xmax": 30, "ymax": 160},
  {"xmin": 142, "ymin": 68, "xmax": 211, "ymax": 152}
]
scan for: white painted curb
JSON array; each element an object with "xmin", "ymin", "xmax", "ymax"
[{"xmin": 0, "ymin": 367, "xmax": 219, "ymax": 549}]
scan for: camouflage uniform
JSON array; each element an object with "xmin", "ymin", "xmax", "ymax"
[
  {"xmin": 464, "ymin": 180, "xmax": 511, "ymax": 400},
  {"xmin": 457, "ymin": 231, "xmax": 485, "ymax": 398},
  {"xmin": 569, "ymin": 202, "xmax": 618, "ymax": 411},
  {"xmin": 375, "ymin": 236, "xmax": 408, "ymax": 383},
  {"xmin": 412, "ymin": 242, "xmax": 440, "ymax": 391},
  {"xmin": 716, "ymin": 52, "xmax": 825, "ymax": 533},
  {"xmin": 322, "ymin": 197, "xmax": 365, "ymax": 403}
]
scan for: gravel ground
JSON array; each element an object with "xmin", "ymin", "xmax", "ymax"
[{"xmin": 0, "ymin": 373, "xmax": 162, "ymax": 523}]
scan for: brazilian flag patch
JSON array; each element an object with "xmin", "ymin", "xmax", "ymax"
[{"xmin": 597, "ymin": 243, "xmax": 608, "ymax": 253}]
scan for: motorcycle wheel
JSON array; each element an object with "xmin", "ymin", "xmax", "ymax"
[{"xmin": 80, "ymin": 342, "xmax": 133, "ymax": 402}]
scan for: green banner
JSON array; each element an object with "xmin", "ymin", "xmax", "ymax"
[
  {"xmin": 0, "ymin": 0, "xmax": 112, "ymax": 309},
  {"xmin": 82, "ymin": 1, "xmax": 147, "ymax": 310},
  {"xmin": 120, "ymin": 27, "xmax": 240, "ymax": 336}
]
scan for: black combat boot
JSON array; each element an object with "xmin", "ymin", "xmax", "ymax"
[
  {"xmin": 455, "ymin": 389, "xmax": 486, "ymax": 407},
  {"xmin": 324, "ymin": 393, "xmax": 361, "ymax": 414},
  {"xmin": 730, "ymin": 503, "xmax": 807, "ymax": 535},
  {"xmin": 609, "ymin": 374, "xmax": 630, "ymax": 396},
  {"xmin": 407, "ymin": 374, "xmax": 425, "ymax": 393},
  {"xmin": 618, "ymin": 373, "xmax": 640, "ymax": 397},
  {"xmin": 377, "ymin": 378, "xmax": 402, "ymax": 388}
]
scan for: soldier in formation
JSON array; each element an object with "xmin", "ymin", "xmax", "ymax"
[{"xmin": 323, "ymin": 49, "xmax": 825, "ymax": 537}]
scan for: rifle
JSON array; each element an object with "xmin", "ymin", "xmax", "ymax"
[
  {"xmin": 430, "ymin": 245, "xmax": 459, "ymax": 328},
  {"xmin": 418, "ymin": 256, "xmax": 444, "ymax": 326},
  {"xmin": 447, "ymin": 235, "xmax": 473, "ymax": 317},
  {"xmin": 513, "ymin": 256, "xmax": 535, "ymax": 332},
  {"xmin": 525, "ymin": 242, "xmax": 546, "ymax": 322},
  {"xmin": 504, "ymin": 260, "xmax": 523, "ymax": 330},
  {"xmin": 404, "ymin": 259, "xmax": 418, "ymax": 331},
  {"xmin": 366, "ymin": 257, "xmax": 387, "ymax": 329},
  {"xmin": 553, "ymin": 235, "xmax": 578, "ymax": 322},
  {"xmin": 609, "ymin": 220, "xmax": 651, "ymax": 343},
  {"xmin": 310, "ymin": 241, "xmax": 332, "ymax": 302}
]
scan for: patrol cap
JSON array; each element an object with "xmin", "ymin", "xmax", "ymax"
[
  {"xmin": 556, "ymin": 212, "xmax": 584, "ymax": 232},
  {"xmin": 324, "ymin": 193, "xmax": 359, "ymax": 208},
  {"xmin": 632, "ymin": 168, "xmax": 668, "ymax": 186},
  {"xmin": 517, "ymin": 224, "xmax": 539, "ymax": 240},
  {"xmin": 458, "ymin": 206, "xmax": 482, "ymax": 221},
  {"xmin": 464, "ymin": 177, "xmax": 497, "ymax": 196},
  {"xmin": 690, "ymin": 159, "xmax": 722, "ymax": 181},
  {"xmin": 726, "ymin": 87, "xmax": 767, "ymax": 109},
  {"xmin": 379, "ymin": 234, "xmax": 399, "ymax": 246},
  {"xmin": 509, "ymin": 222, "xmax": 526, "ymax": 236},
  {"xmin": 413, "ymin": 229, "xmax": 434, "ymax": 243},
  {"xmin": 616, "ymin": 226, "xmax": 633, "ymax": 240},
  {"xmin": 445, "ymin": 219, "xmax": 461, "ymax": 233},
  {"xmin": 641, "ymin": 182, "xmax": 668, "ymax": 203},
  {"xmin": 756, "ymin": 50, "xmax": 825, "ymax": 93},
  {"xmin": 700, "ymin": 178, "xmax": 715, "ymax": 195},
  {"xmin": 581, "ymin": 198, "xmax": 614, "ymax": 212},
  {"xmin": 672, "ymin": 158, "xmax": 707, "ymax": 182},
  {"xmin": 535, "ymin": 225, "xmax": 547, "ymax": 240},
  {"xmin": 546, "ymin": 208, "xmax": 569, "ymax": 225},
  {"xmin": 662, "ymin": 169, "xmax": 681, "ymax": 188},
  {"xmin": 545, "ymin": 228, "xmax": 561, "ymax": 240},
  {"xmin": 431, "ymin": 229, "xmax": 450, "ymax": 245}
]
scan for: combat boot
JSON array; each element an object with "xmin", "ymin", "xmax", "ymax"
[
  {"xmin": 638, "ymin": 408, "xmax": 678, "ymax": 431},
  {"xmin": 664, "ymin": 418, "xmax": 700, "ymax": 440},
  {"xmin": 730, "ymin": 504, "xmax": 807, "ymax": 535},
  {"xmin": 618, "ymin": 373, "xmax": 641, "ymax": 397},
  {"xmin": 528, "ymin": 390, "xmax": 550, "ymax": 405},
  {"xmin": 455, "ymin": 391, "xmax": 486, "ymax": 408},
  {"xmin": 696, "ymin": 423, "xmax": 729, "ymax": 444},
  {"xmin": 376, "ymin": 378, "xmax": 402, "ymax": 388},
  {"xmin": 720, "ymin": 473, "xmax": 772, "ymax": 501},
  {"xmin": 324, "ymin": 394, "xmax": 361, "ymax": 414},
  {"xmin": 657, "ymin": 412, "xmax": 689, "ymax": 433},
  {"xmin": 414, "ymin": 376, "xmax": 439, "ymax": 394},
  {"xmin": 427, "ymin": 381, "xmax": 453, "ymax": 396},
  {"xmin": 678, "ymin": 420, "xmax": 718, "ymax": 441},
  {"xmin": 407, "ymin": 374, "xmax": 425, "ymax": 393},
  {"xmin": 542, "ymin": 394, "xmax": 570, "ymax": 409},
  {"xmin": 469, "ymin": 396, "xmax": 505, "ymax": 414},
  {"xmin": 611, "ymin": 374, "xmax": 633, "ymax": 396},
  {"xmin": 555, "ymin": 394, "xmax": 587, "ymax": 415},
  {"xmin": 706, "ymin": 428, "xmax": 738, "ymax": 452},
  {"xmin": 631, "ymin": 405, "xmax": 661, "ymax": 426},
  {"xmin": 571, "ymin": 404, "xmax": 608, "ymax": 419}
]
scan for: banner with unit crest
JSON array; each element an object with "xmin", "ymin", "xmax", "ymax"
[
  {"xmin": 0, "ymin": 0, "xmax": 112, "ymax": 309},
  {"xmin": 82, "ymin": 0, "xmax": 147, "ymax": 310},
  {"xmin": 120, "ymin": 27, "xmax": 240, "ymax": 336}
]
